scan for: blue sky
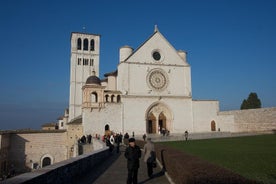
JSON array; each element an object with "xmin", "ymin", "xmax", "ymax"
[{"xmin": 0, "ymin": 0, "xmax": 275, "ymax": 130}]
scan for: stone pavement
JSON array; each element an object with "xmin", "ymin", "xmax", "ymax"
[{"xmin": 77, "ymin": 145, "xmax": 170, "ymax": 184}]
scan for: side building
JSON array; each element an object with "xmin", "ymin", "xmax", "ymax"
[{"xmin": 0, "ymin": 130, "xmax": 67, "ymax": 178}]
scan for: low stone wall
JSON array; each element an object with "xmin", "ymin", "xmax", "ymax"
[
  {"xmin": 219, "ymin": 107, "xmax": 276, "ymax": 132},
  {"xmin": 3, "ymin": 146, "xmax": 109, "ymax": 184}
]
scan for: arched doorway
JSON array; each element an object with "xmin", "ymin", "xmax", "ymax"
[
  {"xmin": 145, "ymin": 102, "xmax": 172, "ymax": 134},
  {"xmin": 211, "ymin": 120, "xmax": 216, "ymax": 131},
  {"xmin": 42, "ymin": 157, "xmax": 51, "ymax": 167},
  {"xmin": 105, "ymin": 124, "xmax": 110, "ymax": 131},
  {"xmin": 159, "ymin": 112, "xmax": 167, "ymax": 133},
  {"xmin": 105, "ymin": 124, "xmax": 111, "ymax": 136},
  {"xmin": 147, "ymin": 113, "xmax": 156, "ymax": 133},
  {"xmin": 41, "ymin": 154, "xmax": 53, "ymax": 168}
]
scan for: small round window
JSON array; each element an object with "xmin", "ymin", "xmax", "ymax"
[{"xmin": 152, "ymin": 51, "xmax": 161, "ymax": 61}]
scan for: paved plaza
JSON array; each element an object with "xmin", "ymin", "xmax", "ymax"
[{"xmin": 78, "ymin": 145, "xmax": 170, "ymax": 184}]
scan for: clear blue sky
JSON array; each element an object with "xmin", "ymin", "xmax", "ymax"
[{"xmin": 0, "ymin": 0, "xmax": 275, "ymax": 130}]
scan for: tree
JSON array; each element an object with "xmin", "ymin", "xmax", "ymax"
[{"xmin": 240, "ymin": 92, "xmax": 261, "ymax": 110}]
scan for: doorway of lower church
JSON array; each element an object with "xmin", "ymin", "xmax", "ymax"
[
  {"xmin": 42, "ymin": 157, "xmax": 51, "ymax": 167},
  {"xmin": 147, "ymin": 113, "xmax": 156, "ymax": 133},
  {"xmin": 158, "ymin": 112, "xmax": 166, "ymax": 133},
  {"xmin": 146, "ymin": 102, "xmax": 172, "ymax": 134}
]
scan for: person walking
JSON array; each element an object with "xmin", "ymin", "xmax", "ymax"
[
  {"xmin": 124, "ymin": 138, "xmax": 141, "ymax": 184},
  {"xmin": 115, "ymin": 133, "xmax": 122, "ymax": 153},
  {"xmin": 184, "ymin": 130, "xmax": 189, "ymax": 141},
  {"xmin": 109, "ymin": 134, "xmax": 115, "ymax": 152},
  {"xmin": 124, "ymin": 132, "xmax": 130, "ymax": 145},
  {"xmin": 143, "ymin": 137, "xmax": 155, "ymax": 178},
  {"xmin": 142, "ymin": 133, "xmax": 147, "ymax": 141}
]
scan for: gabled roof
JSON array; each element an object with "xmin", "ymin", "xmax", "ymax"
[
  {"xmin": 120, "ymin": 26, "xmax": 187, "ymax": 65},
  {"xmin": 121, "ymin": 30, "xmax": 159, "ymax": 62}
]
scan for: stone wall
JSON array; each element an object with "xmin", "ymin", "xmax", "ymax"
[
  {"xmin": 5, "ymin": 130, "xmax": 68, "ymax": 174},
  {"xmin": 83, "ymin": 103, "xmax": 122, "ymax": 135},
  {"xmin": 219, "ymin": 107, "xmax": 276, "ymax": 132},
  {"xmin": 66, "ymin": 122, "xmax": 83, "ymax": 158},
  {"xmin": 192, "ymin": 100, "xmax": 219, "ymax": 132},
  {"xmin": 3, "ymin": 147, "xmax": 109, "ymax": 184}
]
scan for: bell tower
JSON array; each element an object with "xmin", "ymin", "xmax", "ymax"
[{"xmin": 69, "ymin": 32, "xmax": 100, "ymax": 121}]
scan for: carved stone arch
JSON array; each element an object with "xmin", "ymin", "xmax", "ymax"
[
  {"xmin": 41, "ymin": 154, "xmax": 54, "ymax": 168},
  {"xmin": 145, "ymin": 102, "xmax": 173, "ymax": 134},
  {"xmin": 144, "ymin": 101, "xmax": 173, "ymax": 120}
]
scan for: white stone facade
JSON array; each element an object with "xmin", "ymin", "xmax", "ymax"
[
  {"xmin": 69, "ymin": 28, "xmax": 276, "ymax": 136},
  {"xmin": 75, "ymin": 28, "xmax": 221, "ymax": 136}
]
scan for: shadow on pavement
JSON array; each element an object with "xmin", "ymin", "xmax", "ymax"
[
  {"xmin": 138, "ymin": 170, "xmax": 165, "ymax": 184},
  {"xmin": 75, "ymin": 151, "xmax": 121, "ymax": 183}
]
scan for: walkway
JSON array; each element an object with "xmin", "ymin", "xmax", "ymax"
[{"xmin": 78, "ymin": 145, "xmax": 170, "ymax": 184}]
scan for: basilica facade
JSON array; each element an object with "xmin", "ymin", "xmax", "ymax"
[
  {"xmin": 68, "ymin": 27, "xmax": 223, "ymax": 136},
  {"xmin": 1, "ymin": 28, "xmax": 275, "ymax": 176}
]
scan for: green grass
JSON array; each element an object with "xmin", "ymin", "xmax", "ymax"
[{"xmin": 161, "ymin": 134, "xmax": 276, "ymax": 184}]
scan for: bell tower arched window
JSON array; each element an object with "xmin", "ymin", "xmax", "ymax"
[
  {"xmin": 90, "ymin": 39, "xmax": 95, "ymax": 51},
  {"xmin": 83, "ymin": 38, "xmax": 88, "ymax": 51},
  {"xmin": 77, "ymin": 38, "xmax": 82, "ymax": 50},
  {"xmin": 91, "ymin": 92, "xmax": 98, "ymax": 103}
]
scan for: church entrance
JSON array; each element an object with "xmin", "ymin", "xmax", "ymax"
[
  {"xmin": 158, "ymin": 112, "xmax": 166, "ymax": 133},
  {"xmin": 105, "ymin": 124, "xmax": 111, "ymax": 136},
  {"xmin": 147, "ymin": 113, "xmax": 156, "ymax": 133},
  {"xmin": 42, "ymin": 157, "xmax": 51, "ymax": 167},
  {"xmin": 145, "ymin": 102, "xmax": 172, "ymax": 134}
]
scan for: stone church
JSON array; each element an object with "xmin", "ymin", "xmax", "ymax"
[
  {"xmin": 68, "ymin": 27, "xmax": 227, "ymax": 136},
  {"xmin": 1, "ymin": 27, "xmax": 275, "ymax": 176},
  {"xmin": 67, "ymin": 26, "xmax": 276, "ymax": 137}
]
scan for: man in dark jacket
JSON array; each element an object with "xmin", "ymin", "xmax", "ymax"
[{"xmin": 124, "ymin": 138, "xmax": 141, "ymax": 184}]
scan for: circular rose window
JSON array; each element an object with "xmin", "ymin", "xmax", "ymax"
[{"xmin": 147, "ymin": 68, "xmax": 168, "ymax": 91}]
